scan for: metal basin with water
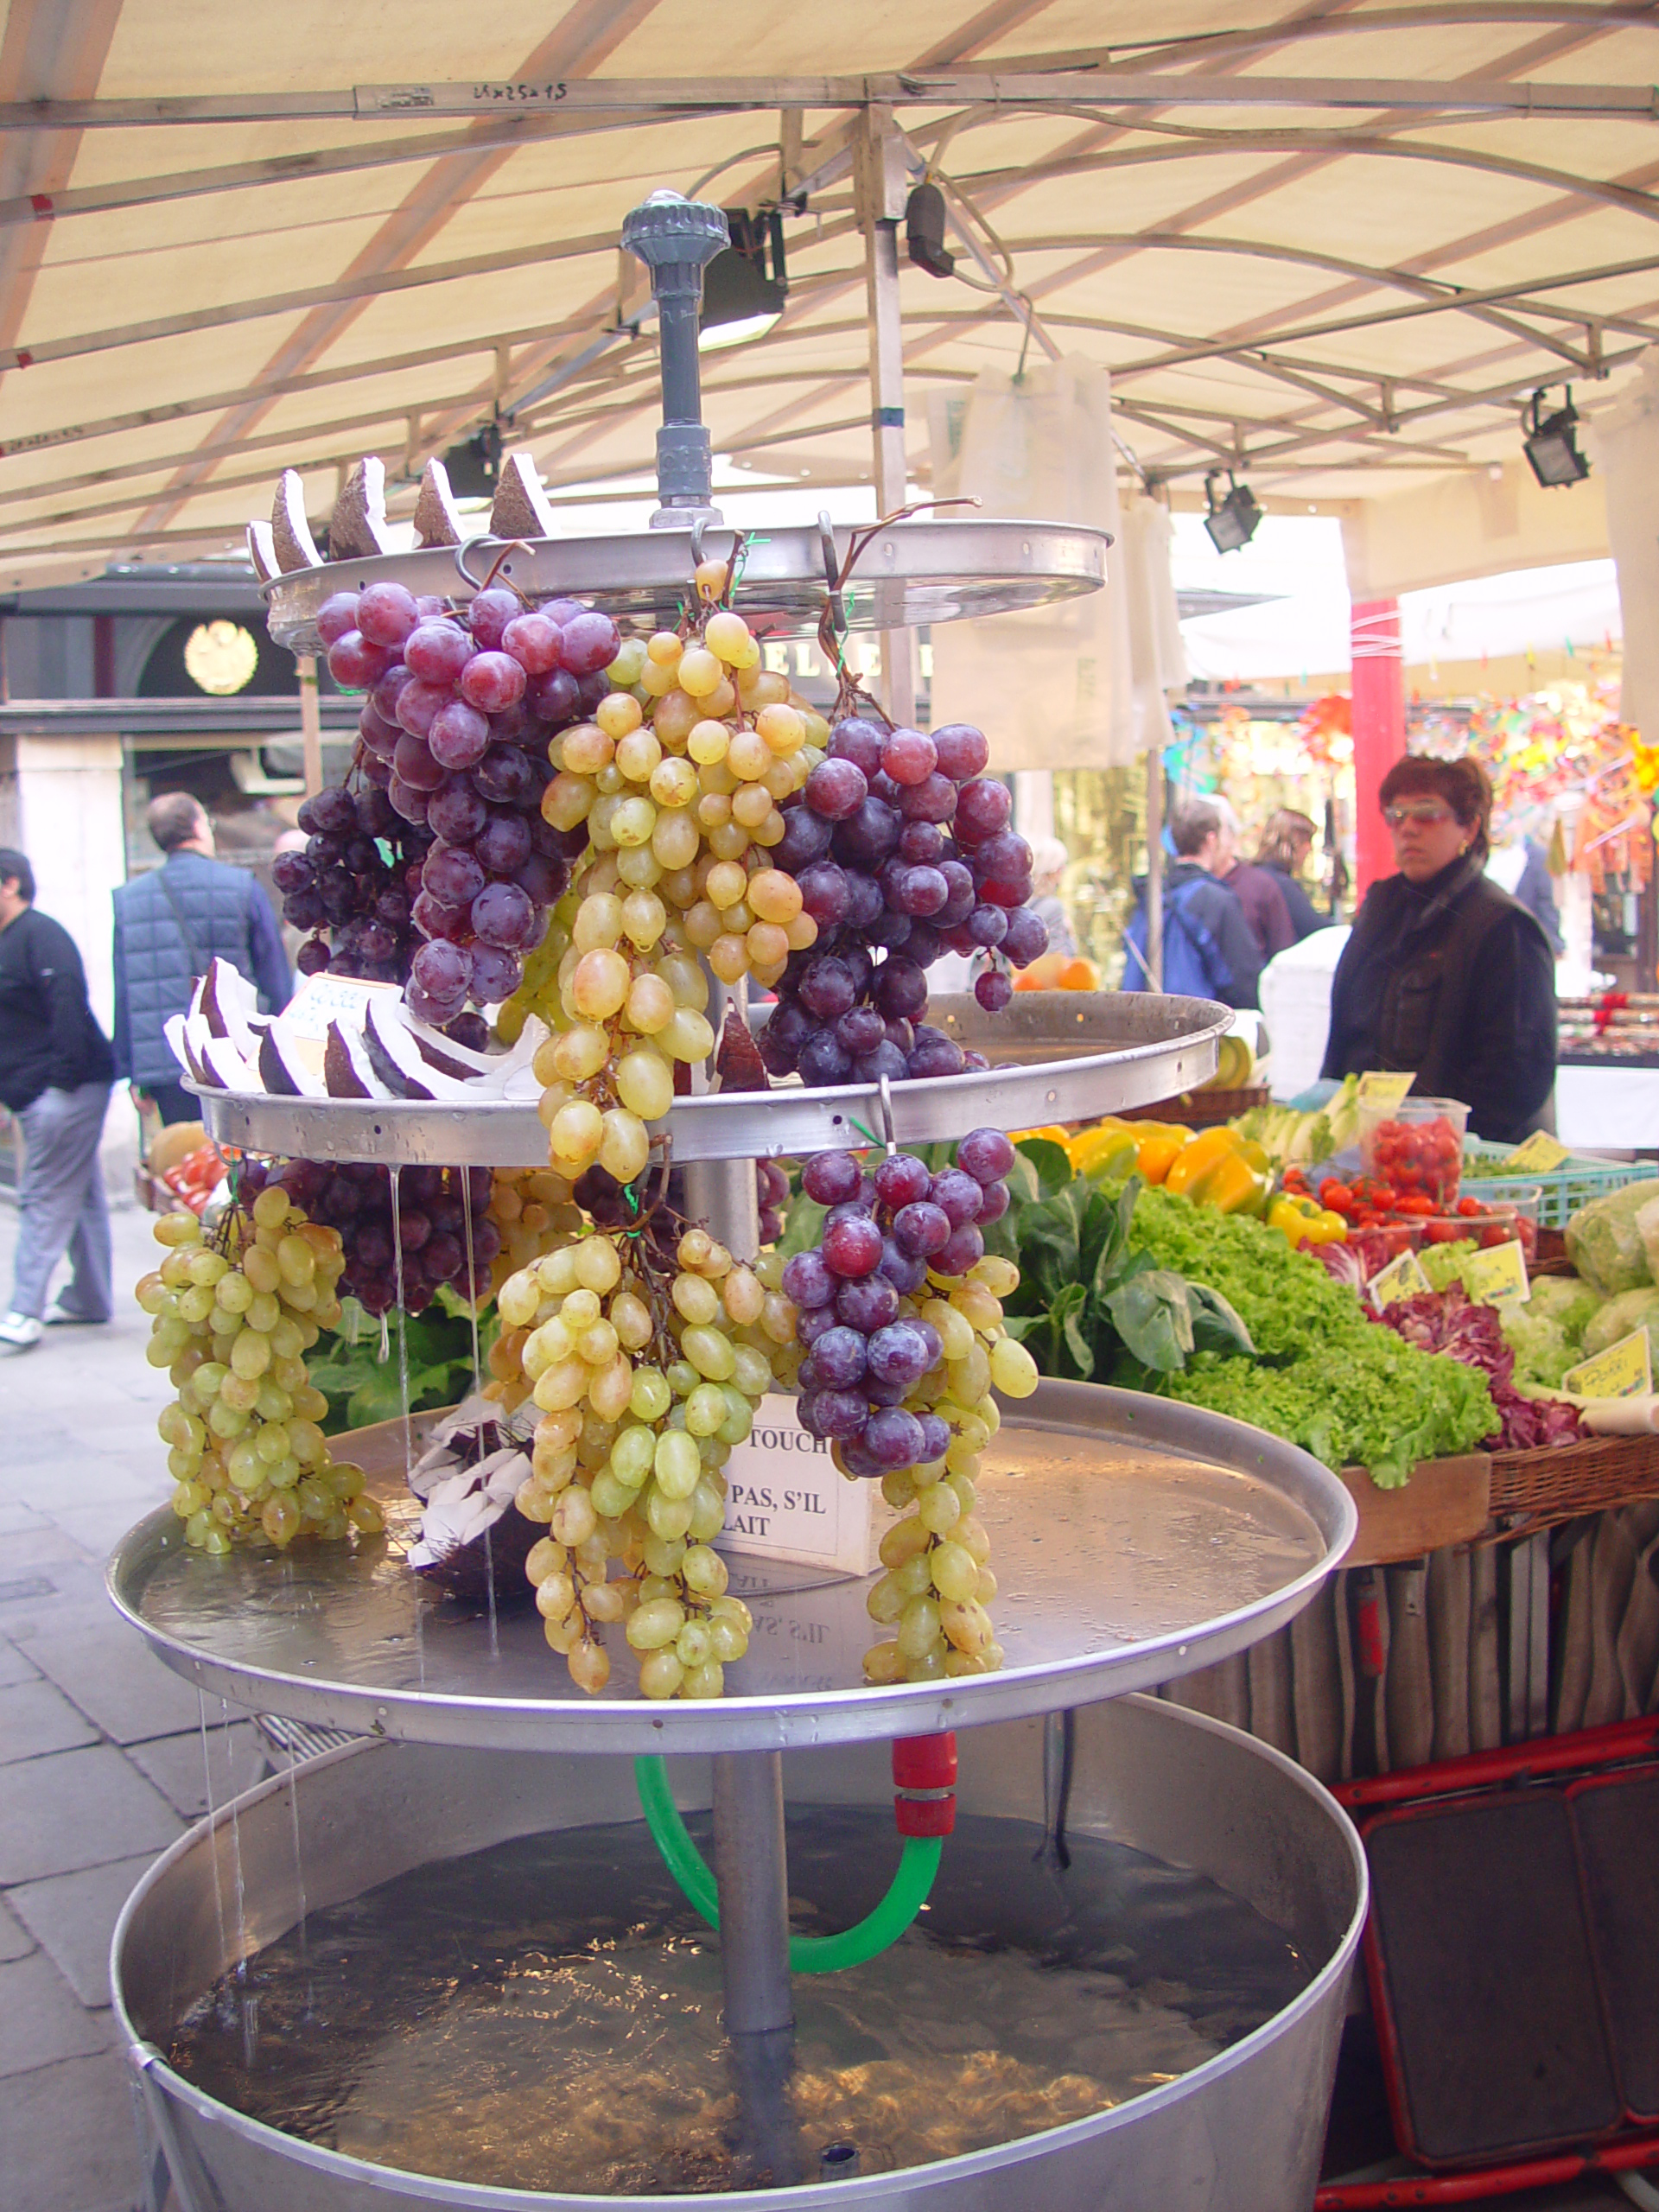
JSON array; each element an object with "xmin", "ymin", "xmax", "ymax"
[{"xmin": 113, "ymin": 1695, "xmax": 1364, "ymax": 2212}]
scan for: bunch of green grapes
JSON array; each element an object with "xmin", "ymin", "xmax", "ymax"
[
  {"xmin": 483, "ymin": 1165, "xmax": 584, "ymax": 1305},
  {"xmin": 495, "ymin": 1223, "xmax": 798, "ymax": 1697},
  {"xmin": 861, "ymin": 1255, "xmax": 1039, "ymax": 1688},
  {"xmin": 502, "ymin": 559, "xmax": 829, "ymax": 1178},
  {"xmin": 137, "ymin": 1188, "xmax": 382, "ymax": 1553}
]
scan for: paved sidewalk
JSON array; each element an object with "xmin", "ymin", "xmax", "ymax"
[{"xmin": 0, "ymin": 1199, "xmax": 264, "ymax": 2212}]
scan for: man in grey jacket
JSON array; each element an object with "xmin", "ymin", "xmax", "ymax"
[{"xmin": 112, "ymin": 795, "xmax": 291, "ymax": 1123}]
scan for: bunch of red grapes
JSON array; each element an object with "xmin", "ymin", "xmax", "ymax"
[
  {"xmin": 782, "ymin": 1128, "xmax": 1015, "ymax": 1475},
  {"xmin": 316, "ymin": 580, "xmax": 621, "ymax": 1025},
  {"xmin": 272, "ymin": 780, "xmax": 427, "ymax": 986},
  {"xmin": 259, "ymin": 1157, "xmax": 499, "ymax": 1319},
  {"xmin": 760, "ymin": 715, "xmax": 1047, "ymax": 1086}
]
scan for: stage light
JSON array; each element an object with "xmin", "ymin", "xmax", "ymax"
[
  {"xmin": 906, "ymin": 182, "xmax": 956, "ymax": 277},
  {"xmin": 700, "ymin": 211, "xmax": 787, "ymax": 352},
  {"xmin": 1203, "ymin": 469, "xmax": 1262, "ymax": 554},
  {"xmin": 1522, "ymin": 386, "xmax": 1590, "ymax": 487}
]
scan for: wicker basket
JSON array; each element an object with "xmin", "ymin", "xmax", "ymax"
[
  {"xmin": 1120, "ymin": 1084, "xmax": 1271, "ymax": 1127},
  {"xmin": 1487, "ymin": 1432, "xmax": 1659, "ymax": 1526}
]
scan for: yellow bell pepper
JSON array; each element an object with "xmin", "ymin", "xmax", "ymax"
[
  {"xmin": 1186, "ymin": 1149, "xmax": 1270, "ymax": 1216},
  {"xmin": 1267, "ymin": 1192, "xmax": 1348, "ymax": 1248},
  {"xmin": 1014, "ymin": 1123, "xmax": 1072, "ymax": 1148},
  {"xmin": 1132, "ymin": 1127, "xmax": 1190, "ymax": 1185},
  {"xmin": 1069, "ymin": 1122, "xmax": 1139, "ymax": 1179},
  {"xmin": 1163, "ymin": 1125, "xmax": 1246, "ymax": 1198}
]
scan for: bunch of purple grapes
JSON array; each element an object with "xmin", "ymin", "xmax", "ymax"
[
  {"xmin": 317, "ymin": 579, "xmax": 621, "ymax": 1026},
  {"xmin": 760, "ymin": 717, "xmax": 1048, "ymax": 1086},
  {"xmin": 780, "ymin": 1128, "xmax": 1015, "ymax": 1476},
  {"xmin": 272, "ymin": 779, "xmax": 427, "ymax": 985},
  {"xmin": 267, "ymin": 1158, "xmax": 499, "ymax": 1319}
]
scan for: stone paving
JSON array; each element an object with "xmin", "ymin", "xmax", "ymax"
[
  {"xmin": 0, "ymin": 1199, "xmax": 264, "ymax": 2212},
  {"xmin": 0, "ymin": 1197, "xmax": 1628, "ymax": 2211}
]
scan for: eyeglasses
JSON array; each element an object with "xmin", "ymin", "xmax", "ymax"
[{"xmin": 1382, "ymin": 803, "xmax": 1457, "ymax": 830}]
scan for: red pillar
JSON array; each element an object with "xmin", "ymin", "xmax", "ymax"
[{"xmin": 1351, "ymin": 596, "xmax": 1406, "ymax": 899}]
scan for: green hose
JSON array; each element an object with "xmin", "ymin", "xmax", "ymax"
[{"xmin": 633, "ymin": 1754, "xmax": 942, "ymax": 1974}]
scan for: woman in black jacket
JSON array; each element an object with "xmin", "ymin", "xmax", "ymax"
[{"xmin": 1321, "ymin": 758, "xmax": 1556, "ymax": 1144}]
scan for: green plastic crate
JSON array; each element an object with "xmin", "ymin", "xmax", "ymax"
[{"xmin": 1459, "ymin": 1141, "xmax": 1648, "ymax": 1229}]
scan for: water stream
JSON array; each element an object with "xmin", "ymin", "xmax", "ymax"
[{"xmin": 168, "ymin": 1806, "xmax": 1311, "ymax": 2196}]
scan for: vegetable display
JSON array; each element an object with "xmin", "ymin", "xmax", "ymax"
[{"xmin": 1375, "ymin": 1287, "xmax": 1583, "ymax": 1450}]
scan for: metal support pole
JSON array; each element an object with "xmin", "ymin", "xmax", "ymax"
[
  {"xmin": 1146, "ymin": 745, "xmax": 1164, "ymax": 991},
  {"xmin": 858, "ymin": 111, "xmax": 917, "ymax": 727},
  {"xmin": 621, "ymin": 191, "xmax": 728, "ymax": 528}
]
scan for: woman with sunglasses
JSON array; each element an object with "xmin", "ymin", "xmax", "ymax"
[{"xmin": 1320, "ymin": 756, "xmax": 1556, "ymax": 1142}]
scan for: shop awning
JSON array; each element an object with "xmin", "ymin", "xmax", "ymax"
[{"xmin": 0, "ymin": 0, "xmax": 1655, "ymax": 588}]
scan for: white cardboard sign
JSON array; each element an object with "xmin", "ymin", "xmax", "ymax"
[{"xmin": 719, "ymin": 1393, "xmax": 888, "ymax": 1574}]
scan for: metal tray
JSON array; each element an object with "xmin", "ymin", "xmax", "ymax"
[
  {"xmin": 264, "ymin": 518, "xmax": 1109, "ymax": 650},
  {"xmin": 105, "ymin": 1379, "xmax": 1356, "ymax": 1756},
  {"xmin": 188, "ymin": 992, "xmax": 1227, "ymax": 1166}
]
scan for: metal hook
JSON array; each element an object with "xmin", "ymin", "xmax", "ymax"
[
  {"xmin": 818, "ymin": 510, "xmax": 847, "ymax": 638},
  {"xmin": 877, "ymin": 1072, "xmax": 898, "ymax": 1155},
  {"xmin": 452, "ymin": 535, "xmax": 503, "ymax": 590}
]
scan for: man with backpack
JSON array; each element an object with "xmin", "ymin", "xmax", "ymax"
[
  {"xmin": 1121, "ymin": 801, "xmax": 1264, "ymax": 1008},
  {"xmin": 112, "ymin": 793, "xmax": 291, "ymax": 1125}
]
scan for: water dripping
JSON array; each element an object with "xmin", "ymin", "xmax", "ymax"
[
  {"xmin": 458, "ymin": 1169, "xmax": 485, "ymax": 1403},
  {"xmin": 388, "ymin": 1167, "xmax": 413, "ymax": 1486},
  {"xmin": 483, "ymin": 1521, "xmax": 499, "ymax": 1660},
  {"xmin": 220, "ymin": 1700, "xmax": 251, "ymax": 1993},
  {"xmin": 285, "ymin": 1744, "xmax": 313, "ymax": 2017},
  {"xmin": 196, "ymin": 1690, "xmax": 232, "ymax": 2028}
]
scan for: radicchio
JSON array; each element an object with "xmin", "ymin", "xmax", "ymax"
[{"xmin": 1374, "ymin": 1287, "xmax": 1583, "ymax": 1451}]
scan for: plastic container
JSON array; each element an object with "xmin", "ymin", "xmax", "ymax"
[
  {"xmin": 1357, "ymin": 1096, "xmax": 1470, "ymax": 1211},
  {"xmin": 1417, "ymin": 1189, "xmax": 1541, "ymax": 1262}
]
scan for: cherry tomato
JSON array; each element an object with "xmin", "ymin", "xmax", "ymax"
[{"xmin": 1457, "ymin": 1197, "xmax": 1484, "ymax": 1217}]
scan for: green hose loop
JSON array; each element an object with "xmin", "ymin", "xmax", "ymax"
[{"xmin": 633, "ymin": 1753, "xmax": 943, "ymax": 1974}]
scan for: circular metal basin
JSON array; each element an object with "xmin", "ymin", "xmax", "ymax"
[
  {"xmin": 107, "ymin": 1380, "xmax": 1355, "ymax": 1757},
  {"xmin": 114, "ymin": 1698, "xmax": 1366, "ymax": 2212},
  {"xmin": 186, "ymin": 993, "xmax": 1228, "ymax": 1168}
]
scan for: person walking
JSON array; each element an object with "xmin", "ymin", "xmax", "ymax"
[
  {"xmin": 0, "ymin": 849, "xmax": 117, "ymax": 1348},
  {"xmin": 1122, "ymin": 802, "xmax": 1264, "ymax": 1009},
  {"xmin": 1208, "ymin": 794, "xmax": 1294, "ymax": 961},
  {"xmin": 1254, "ymin": 809, "xmax": 1329, "ymax": 942},
  {"xmin": 1321, "ymin": 757, "xmax": 1556, "ymax": 1143},
  {"xmin": 112, "ymin": 793, "xmax": 291, "ymax": 1126}
]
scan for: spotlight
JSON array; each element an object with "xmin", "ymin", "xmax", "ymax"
[
  {"xmin": 1203, "ymin": 470, "xmax": 1262, "ymax": 554},
  {"xmin": 699, "ymin": 210, "xmax": 786, "ymax": 352},
  {"xmin": 1522, "ymin": 386, "xmax": 1590, "ymax": 487},
  {"xmin": 906, "ymin": 182, "xmax": 956, "ymax": 278},
  {"xmin": 442, "ymin": 423, "xmax": 501, "ymax": 499}
]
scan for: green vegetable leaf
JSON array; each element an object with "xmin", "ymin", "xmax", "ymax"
[
  {"xmin": 1104, "ymin": 1269, "xmax": 1197, "ymax": 1372},
  {"xmin": 779, "ymin": 1192, "xmax": 826, "ymax": 1259},
  {"xmin": 1015, "ymin": 1137, "xmax": 1075, "ymax": 1200},
  {"xmin": 1187, "ymin": 1283, "xmax": 1255, "ymax": 1357}
]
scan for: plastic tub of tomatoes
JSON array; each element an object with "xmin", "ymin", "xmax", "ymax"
[
  {"xmin": 1357, "ymin": 1096, "xmax": 1469, "ymax": 1210},
  {"xmin": 1414, "ymin": 1185, "xmax": 1542, "ymax": 1261}
]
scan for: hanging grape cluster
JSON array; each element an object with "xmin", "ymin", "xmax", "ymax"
[
  {"xmin": 492, "ymin": 1208, "xmax": 798, "ymax": 1697},
  {"xmin": 783, "ymin": 1129, "xmax": 1038, "ymax": 1682},
  {"xmin": 759, "ymin": 715, "xmax": 1049, "ymax": 1084},
  {"xmin": 137, "ymin": 1189, "xmax": 381, "ymax": 1551},
  {"xmin": 503, "ymin": 559, "xmax": 828, "ymax": 1182}
]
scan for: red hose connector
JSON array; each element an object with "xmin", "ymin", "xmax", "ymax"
[{"xmin": 893, "ymin": 1732, "xmax": 957, "ymax": 1836}]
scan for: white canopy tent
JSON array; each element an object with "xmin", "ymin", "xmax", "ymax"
[{"xmin": 0, "ymin": 0, "xmax": 1653, "ymax": 594}]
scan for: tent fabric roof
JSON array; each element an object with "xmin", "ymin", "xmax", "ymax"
[{"xmin": 0, "ymin": 0, "xmax": 1653, "ymax": 587}]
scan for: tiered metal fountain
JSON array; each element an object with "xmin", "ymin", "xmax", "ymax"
[{"xmin": 106, "ymin": 194, "xmax": 1364, "ymax": 2212}]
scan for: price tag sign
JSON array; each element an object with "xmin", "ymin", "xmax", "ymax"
[
  {"xmin": 719, "ymin": 1395, "xmax": 892, "ymax": 1574},
  {"xmin": 1358, "ymin": 1071, "xmax": 1416, "ymax": 1112},
  {"xmin": 1564, "ymin": 1329, "xmax": 1654, "ymax": 1402},
  {"xmin": 282, "ymin": 972, "xmax": 401, "ymax": 1042},
  {"xmin": 1369, "ymin": 1248, "xmax": 1432, "ymax": 1309},
  {"xmin": 1464, "ymin": 1238, "xmax": 1530, "ymax": 1306},
  {"xmin": 1504, "ymin": 1130, "xmax": 1570, "ymax": 1173}
]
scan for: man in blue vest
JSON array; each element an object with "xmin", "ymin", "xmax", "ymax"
[
  {"xmin": 1121, "ymin": 801, "xmax": 1264, "ymax": 1009},
  {"xmin": 112, "ymin": 794, "xmax": 291, "ymax": 1125}
]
